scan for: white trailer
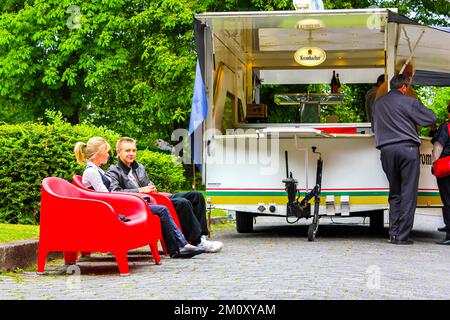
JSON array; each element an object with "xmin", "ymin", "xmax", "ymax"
[{"xmin": 192, "ymin": 8, "xmax": 450, "ymax": 239}]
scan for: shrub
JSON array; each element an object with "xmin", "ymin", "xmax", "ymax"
[
  {"xmin": 0, "ymin": 112, "xmax": 185, "ymax": 225},
  {"xmin": 136, "ymin": 150, "xmax": 186, "ymax": 194},
  {"xmin": 0, "ymin": 113, "xmax": 121, "ymax": 224}
]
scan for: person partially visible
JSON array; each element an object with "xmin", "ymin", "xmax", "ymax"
[
  {"xmin": 365, "ymin": 74, "xmax": 385, "ymax": 123},
  {"xmin": 431, "ymin": 102, "xmax": 450, "ymax": 245},
  {"xmin": 375, "ymin": 59, "xmax": 418, "ymax": 101},
  {"xmin": 74, "ymin": 137, "xmax": 204, "ymax": 258},
  {"xmin": 107, "ymin": 137, "xmax": 223, "ymax": 253},
  {"xmin": 372, "ymin": 74, "xmax": 437, "ymax": 245}
]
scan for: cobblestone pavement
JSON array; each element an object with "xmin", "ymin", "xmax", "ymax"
[{"xmin": 0, "ymin": 209, "xmax": 449, "ymax": 300}]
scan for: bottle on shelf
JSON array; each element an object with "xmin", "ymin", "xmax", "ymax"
[
  {"xmin": 330, "ymin": 70, "xmax": 338, "ymax": 93},
  {"xmin": 336, "ymin": 73, "xmax": 341, "ymax": 93}
]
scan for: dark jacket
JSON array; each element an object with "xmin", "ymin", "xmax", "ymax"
[
  {"xmin": 372, "ymin": 90, "xmax": 436, "ymax": 149},
  {"xmin": 107, "ymin": 159, "xmax": 154, "ymax": 193},
  {"xmin": 432, "ymin": 122, "xmax": 450, "ymax": 159}
]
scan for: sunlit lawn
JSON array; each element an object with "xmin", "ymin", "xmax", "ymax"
[{"xmin": 0, "ymin": 223, "xmax": 39, "ymax": 243}]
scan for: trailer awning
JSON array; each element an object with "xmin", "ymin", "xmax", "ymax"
[{"xmin": 387, "ymin": 12, "xmax": 450, "ymax": 86}]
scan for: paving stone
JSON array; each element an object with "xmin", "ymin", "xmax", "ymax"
[{"xmin": 0, "ymin": 209, "xmax": 448, "ymax": 299}]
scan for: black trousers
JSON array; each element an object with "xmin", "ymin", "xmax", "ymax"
[
  {"xmin": 380, "ymin": 142, "xmax": 420, "ymax": 241},
  {"xmin": 169, "ymin": 191, "xmax": 208, "ymax": 245},
  {"xmin": 436, "ymin": 175, "xmax": 450, "ymax": 239}
]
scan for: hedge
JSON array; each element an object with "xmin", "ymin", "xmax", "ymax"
[
  {"xmin": 0, "ymin": 113, "xmax": 185, "ymax": 225},
  {"xmin": 137, "ymin": 150, "xmax": 186, "ymax": 193}
]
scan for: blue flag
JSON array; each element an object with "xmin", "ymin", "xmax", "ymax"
[
  {"xmin": 188, "ymin": 60, "xmax": 208, "ymax": 168},
  {"xmin": 310, "ymin": 0, "xmax": 324, "ymax": 10},
  {"xmin": 189, "ymin": 60, "xmax": 208, "ymax": 135}
]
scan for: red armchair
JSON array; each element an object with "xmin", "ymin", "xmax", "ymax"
[
  {"xmin": 38, "ymin": 177, "xmax": 161, "ymax": 276},
  {"xmin": 144, "ymin": 192, "xmax": 182, "ymax": 231},
  {"xmin": 73, "ymin": 175, "xmax": 182, "ymax": 232},
  {"xmin": 72, "ymin": 175, "xmax": 169, "ymax": 255},
  {"xmin": 72, "ymin": 175, "xmax": 156, "ymax": 204}
]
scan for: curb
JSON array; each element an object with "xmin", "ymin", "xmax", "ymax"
[
  {"xmin": 0, "ymin": 217, "xmax": 231, "ymax": 272},
  {"xmin": 0, "ymin": 239, "xmax": 62, "ymax": 272}
]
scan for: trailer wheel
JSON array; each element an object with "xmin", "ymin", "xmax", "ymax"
[
  {"xmin": 369, "ymin": 210, "xmax": 385, "ymax": 233},
  {"xmin": 307, "ymin": 223, "xmax": 317, "ymax": 241},
  {"xmin": 236, "ymin": 211, "xmax": 254, "ymax": 233}
]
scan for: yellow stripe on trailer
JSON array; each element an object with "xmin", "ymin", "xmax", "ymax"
[
  {"xmin": 208, "ymin": 192, "xmax": 442, "ymax": 206},
  {"xmin": 208, "ymin": 195, "xmax": 391, "ymax": 206}
]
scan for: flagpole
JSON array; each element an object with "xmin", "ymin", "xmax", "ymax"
[{"xmin": 192, "ymin": 162, "xmax": 196, "ymax": 190}]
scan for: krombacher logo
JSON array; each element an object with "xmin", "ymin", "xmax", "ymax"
[
  {"xmin": 294, "ymin": 46, "xmax": 326, "ymax": 66},
  {"xmin": 299, "ymin": 55, "xmax": 322, "ymax": 60}
]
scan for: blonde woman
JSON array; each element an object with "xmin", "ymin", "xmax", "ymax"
[
  {"xmin": 74, "ymin": 137, "xmax": 112, "ymax": 192},
  {"xmin": 74, "ymin": 137, "xmax": 204, "ymax": 258}
]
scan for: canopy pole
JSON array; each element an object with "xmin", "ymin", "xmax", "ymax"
[
  {"xmin": 386, "ymin": 22, "xmax": 398, "ymax": 91},
  {"xmin": 399, "ymin": 27, "xmax": 426, "ymax": 74}
]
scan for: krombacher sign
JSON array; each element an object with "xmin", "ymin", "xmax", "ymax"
[{"xmin": 294, "ymin": 46, "xmax": 327, "ymax": 67}]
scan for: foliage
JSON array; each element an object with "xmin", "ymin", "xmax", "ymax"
[
  {"xmin": 262, "ymin": 82, "xmax": 371, "ymax": 123},
  {"xmin": 0, "ymin": 113, "xmax": 185, "ymax": 225},
  {"xmin": 416, "ymin": 86, "xmax": 450, "ymax": 127},
  {"xmin": 321, "ymin": 0, "xmax": 449, "ymax": 27},
  {"xmin": 262, "ymin": 84, "xmax": 308, "ymax": 123},
  {"xmin": 136, "ymin": 149, "xmax": 186, "ymax": 193},
  {"xmin": 206, "ymin": 0, "xmax": 293, "ymax": 11},
  {"xmin": 0, "ymin": 0, "xmax": 209, "ymax": 145},
  {"xmin": 327, "ymin": 84, "xmax": 370, "ymax": 123},
  {"xmin": 0, "ymin": 111, "xmax": 121, "ymax": 224},
  {"xmin": 373, "ymin": 0, "xmax": 450, "ymax": 27}
]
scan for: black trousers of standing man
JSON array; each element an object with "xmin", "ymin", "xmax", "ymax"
[{"xmin": 380, "ymin": 141, "xmax": 420, "ymax": 242}]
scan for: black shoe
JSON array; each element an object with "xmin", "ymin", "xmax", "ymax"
[
  {"xmin": 435, "ymin": 239, "xmax": 450, "ymax": 245},
  {"xmin": 170, "ymin": 246, "xmax": 205, "ymax": 259},
  {"xmin": 391, "ymin": 239, "xmax": 414, "ymax": 245},
  {"xmin": 437, "ymin": 226, "xmax": 447, "ymax": 232}
]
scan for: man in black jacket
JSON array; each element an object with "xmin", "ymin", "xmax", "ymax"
[
  {"xmin": 107, "ymin": 137, "xmax": 223, "ymax": 253},
  {"xmin": 372, "ymin": 74, "xmax": 436, "ymax": 245}
]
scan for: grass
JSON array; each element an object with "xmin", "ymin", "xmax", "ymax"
[
  {"xmin": 210, "ymin": 221, "xmax": 235, "ymax": 232},
  {"xmin": 0, "ymin": 223, "xmax": 39, "ymax": 243},
  {"xmin": 210, "ymin": 209, "xmax": 228, "ymax": 217},
  {"xmin": 0, "ymin": 192, "xmax": 227, "ymax": 243}
]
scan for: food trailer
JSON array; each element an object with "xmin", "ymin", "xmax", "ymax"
[{"xmin": 192, "ymin": 8, "xmax": 450, "ymax": 240}]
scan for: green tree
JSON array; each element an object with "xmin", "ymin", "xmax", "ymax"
[
  {"xmin": 322, "ymin": 0, "xmax": 449, "ymax": 26},
  {"xmin": 0, "ymin": 0, "xmax": 209, "ymax": 144},
  {"xmin": 417, "ymin": 87, "xmax": 450, "ymax": 124}
]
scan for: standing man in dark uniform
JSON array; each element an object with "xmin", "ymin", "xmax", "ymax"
[{"xmin": 372, "ymin": 74, "xmax": 436, "ymax": 245}]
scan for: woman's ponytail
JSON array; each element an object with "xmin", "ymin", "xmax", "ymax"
[{"xmin": 74, "ymin": 142, "xmax": 86, "ymax": 164}]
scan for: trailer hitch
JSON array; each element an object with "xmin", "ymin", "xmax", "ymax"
[{"xmin": 282, "ymin": 147, "xmax": 323, "ymax": 241}]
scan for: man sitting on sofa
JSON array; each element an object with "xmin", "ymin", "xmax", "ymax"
[{"xmin": 107, "ymin": 137, "xmax": 223, "ymax": 253}]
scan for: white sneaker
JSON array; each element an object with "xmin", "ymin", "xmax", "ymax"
[{"xmin": 197, "ymin": 235, "xmax": 223, "ymax": 253}]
